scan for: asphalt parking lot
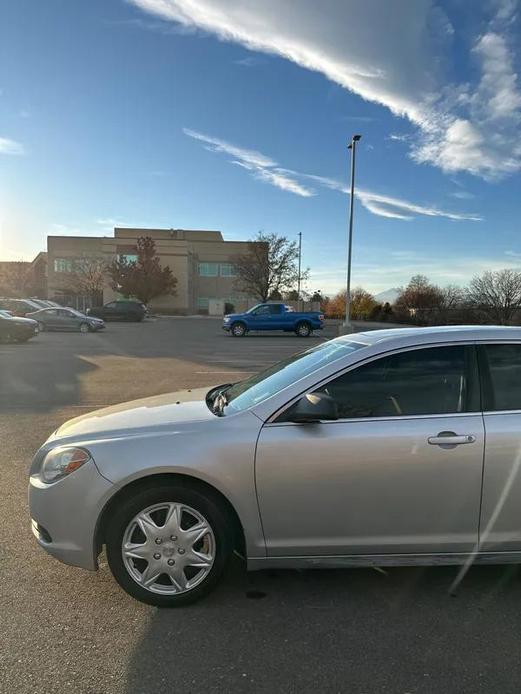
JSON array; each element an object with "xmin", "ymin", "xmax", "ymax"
[{"xmin": 2, "ymin": 317, "xmax": 521, "ymax": 694}]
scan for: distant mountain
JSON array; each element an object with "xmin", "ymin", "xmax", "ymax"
[{"xmin": 374, "ymin": 288, "xmax": 400, "ymax": 305}]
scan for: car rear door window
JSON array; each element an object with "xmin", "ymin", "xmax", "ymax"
[
  {"xmin": 482, "ymin": 344, "xmax": 521, "ymax": 411},
  {"xmin": 316, "ymin": 345, "xmax": 475, "ymax": 418}
]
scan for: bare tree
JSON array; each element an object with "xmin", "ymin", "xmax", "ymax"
[
  {"xmin": 58, "ymin": 255, "xmax": 108, "ymax": 305},
  {"xmin": 0, "ymin": 262, "xmax": 41, "ymax": 297},
  {"xmin": 436, "ymin": 284, "xmax": 465, "ymax": 323},
  {"xmin": 467, "ymin": 269, "xmax": 521, "ymax": 324},
  {"xmin": 233, "ymin": 232, "xmax": 309, "ymax": 302}
]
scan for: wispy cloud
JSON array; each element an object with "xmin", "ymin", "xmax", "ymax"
[
  {"xmin": 184, "ymin": 128, "xmax": 482, "ymax": 221},
  {"xmin": 0, "ymin": 136, "xmax": 25, "ymax": 155},
  {"xmin": 234, "ymin": 55, "xmax": 265, "ymax": 67},
  {"xmin": 282, "ymin": 171, "xmax": 482, "ymax": 221},
  {"xmin": 131, "ymin": 0, "xmax": 521, "ymax": 179},
  {"xmin": 449, "ymin": 190, "xmax": 475, "ymax": 200},
  {"xmin": 388, "ymin": 133, "xmax": 410, "ymax": 142},
  {"xmin": 183, "ymin": 128, "xmax": 314, "ymax": 197}
]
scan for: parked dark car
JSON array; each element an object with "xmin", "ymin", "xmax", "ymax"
[
  {"xmin": 26, "ymin": 307, "xmax": 105, "ymax": 333},
  {"xmin": 0, "ymin": 310, "xmax": 38, "ymax": 343},
  {"xmin": 0, "ymin": 298, "xmax": 44, "ymax": 317},
  {"xmin": 87, "ymin": 300, "xmax": 147, "ymax": 322}
]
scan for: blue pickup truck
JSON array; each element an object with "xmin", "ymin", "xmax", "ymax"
[{"xmin": 222, "ymin": 302, "xmax": 325, "ymax": 337}]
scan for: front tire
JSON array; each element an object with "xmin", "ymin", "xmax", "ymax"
[
  {"xmin": 295, "ymin": 321, "xmax": 312, "ymax": 337},
  {"xmin": 79, "ymin": 322, "xmax": 90, "ymax": 333},
  {"xmin": 37, "ymin": 321, "xmax": 45, "ymax": 333},
  {"xmin": 105, "ymin": 484, "xmax": 232, "ymax": 607},
  {"xmin": 231, "ymin": 322, "xmax": 247, "ymax": 337}
]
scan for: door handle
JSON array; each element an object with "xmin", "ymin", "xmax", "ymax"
[{"xmin": 428, "ymin": 431, "xmax": 476, "ymax": 447}]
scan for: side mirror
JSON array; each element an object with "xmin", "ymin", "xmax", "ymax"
[{"xmin": 286, "ymin": 392, "xmax": 338, "ymax": 423}]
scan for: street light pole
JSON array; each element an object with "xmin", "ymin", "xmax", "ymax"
[
  {"xmin": 297, "ymin": 231, "xmax": 302, "ymax": 304},
  {"xmin": 340, "ymin": 134, "xmax": 361, "ymax": 335}
]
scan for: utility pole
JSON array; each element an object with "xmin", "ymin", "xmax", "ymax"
[{"xmin": 340, "ymin": 134, "xmax": 362, "ymax": 334}]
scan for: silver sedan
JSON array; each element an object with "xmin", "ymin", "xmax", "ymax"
[{"xmin": 29, "ymin": 326, "xmax": 521, "ymax": 606}]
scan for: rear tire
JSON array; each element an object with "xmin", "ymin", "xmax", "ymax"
[
  {"xmin": 105, "ymin": 483, "xmax": 233, "ymax": 607},
  {"xmin": 231, "ymin": 322, "xmax": 247, "ymax": 337},
  {"xmin": 295, "ymin": 321, "xmax": 312, "ymax": 337}
]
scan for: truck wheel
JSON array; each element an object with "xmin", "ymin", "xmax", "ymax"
[
  {"xmin": 295, "ymin": 321, "xmax": 312, "ymax": 337},
  {"xmin": 231, "ymin": 322, "xmax": 247, "ymax": 337}
]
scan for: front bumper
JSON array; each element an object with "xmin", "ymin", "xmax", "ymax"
[{"xmin": 29, "ymin": 458, "xmax": 114, "ymax": 571}]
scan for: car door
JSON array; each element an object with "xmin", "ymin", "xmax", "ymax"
[
  {"xmin": 57, "ymin": 309, "xmax": 80, "ymax": 330},
  {"xmin": 249, "ymin": 305, "xmax": 272, "ymax": 329},
  {"xmin": 40, "ymin": 309, "xmax": 60, "ymax": 329},
  {"xmin": 102, "ymin": 302, "xmax": 119, "ymax": 320},
  {"xmin": 255, "ymin": 344, "xmax": 485, "ymax": 557},
  {"xmin": 478, "ymin": 342, "xmax": 521, "ymax": 552},
  {"xmin": 268, "ymin": 303, "xmax": 287, "ymax": 329}
]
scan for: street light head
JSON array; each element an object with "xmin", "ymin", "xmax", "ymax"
[{"xmin": 353, "ymin": 134, "xmax": 362, "ymax": 142}]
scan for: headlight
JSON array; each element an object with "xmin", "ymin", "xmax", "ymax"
[
  {"xmin": 223, "ymin": 316, "xmax": 231, "ymax": 322},
  {"xmin": 41, "ymin": 447, "xmax": 92, "ymax": 484}
]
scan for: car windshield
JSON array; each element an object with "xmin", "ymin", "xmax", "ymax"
[
  {"xmin": 246, "ymin": 304, "xmax": 261, "ymax": 314},
  {"xmin": 67, "ymin": 308, "xmax": 87, "ymax": 318},
  {"xmin": 212, "ymin": 339, "xmax": 366, "ymax": 415},
  {"xmin": 0, "ymin": 310, "xmax": 12, "ymax": 318}
]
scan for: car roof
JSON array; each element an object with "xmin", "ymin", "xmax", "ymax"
[
  {"xmin": 250, "ymin": 324, "xmax": 521, "ymax": 422},
  {"xmin": 340, "ymin": 325, "xmax": 521, "ymax": 347}
]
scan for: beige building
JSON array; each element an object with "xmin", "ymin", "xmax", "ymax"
[{"xmin": 47, "ymin": 227, "xmax": 255, "ymax": 314}]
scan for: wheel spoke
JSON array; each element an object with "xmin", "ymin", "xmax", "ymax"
[
  {"xmin": 162, "ymin": 503, "xmax": 183, "ymax": 536},
  {"xmin": 139, "ymin": 562, "xmax": 162, "ymax": 587},
  {"xmin": 136, "ymin": 512, "xmax": 160, "ymax": 541},
  {"xmin": 182, "ymin": 521, "xmax": 210, "ymax": 547},
  {"xmin": 186, "ymin": 549, "xmax": 213, "ymax": 569},
  {"xmin": 123, "ymin": 541, "xmax": 152, "ymax": 561},
  {"xmin": 166, "ymin": 565, "xmax": 187, "ymax": 591}
]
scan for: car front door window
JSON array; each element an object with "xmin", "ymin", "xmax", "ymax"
[{"xmin": 314, "ymin": 345, "xmax": 476, "ymax": 419}]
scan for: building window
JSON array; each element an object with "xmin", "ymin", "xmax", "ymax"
[
  {"xmin": 199, "ymin": 262, "xmax": 219, "ymax": 277},
  {"xmin": 220, "ymin": 263, "xmax": 236, "ymax": 277},
  {"xmin": 197, "ymin": 297, "xmax": 210, "ymax": 309},
  {"xmin": 54, "ymin": 258, "xmax": 74, "ymax": 273},
  {"xmin": 118, "ymin": 254, "xmax": 138, "ymax": 264}
]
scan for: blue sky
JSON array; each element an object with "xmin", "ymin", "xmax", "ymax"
[{"xmin": 1, "ymin": 0, "xmax": 520, "ymax": 294}]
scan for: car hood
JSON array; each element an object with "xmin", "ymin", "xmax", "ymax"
[{"xmin": 53, "ymin": 387, "xmax": 216, "ymax": 441}]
